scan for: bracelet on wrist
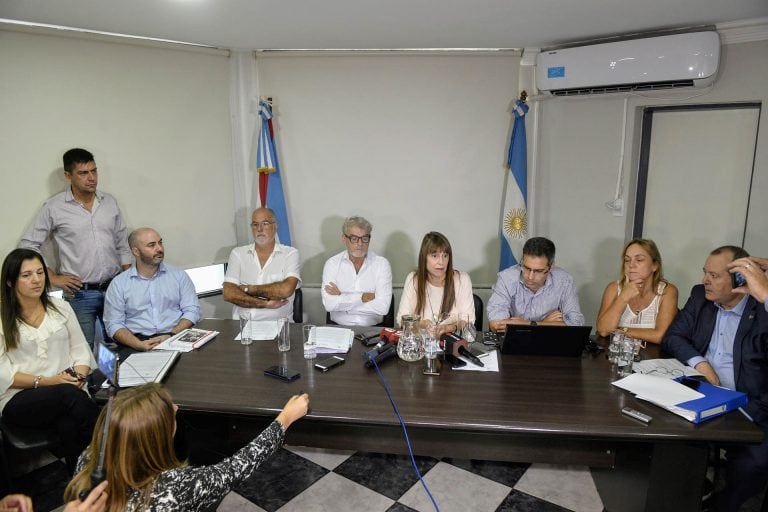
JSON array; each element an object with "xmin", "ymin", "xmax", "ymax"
[{"xmin": 33, "ymin": 375, "xmax": 43, "ymax": 389}]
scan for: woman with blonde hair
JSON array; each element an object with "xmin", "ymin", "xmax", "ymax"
[
  {"xmin": 596, "ymin": 239, "xmax": 678, "ymax": 344},
  {"xmin": 65, "ymin": 383, "xmax": 309, "ymax": 511},
  {"xmin": 396, "ymin": 232, "xmax": 474, "ymax": 336}
]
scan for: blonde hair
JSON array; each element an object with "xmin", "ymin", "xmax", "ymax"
[
  {"xmin": 65, "ymin": 384, "xmax": 182, "ymax": 511},
  {"xmin": 619, "ymin": 238, "xmax": 665, "ymax": 291}
]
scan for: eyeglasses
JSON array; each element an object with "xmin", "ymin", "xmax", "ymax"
[
  {"xmin": 520, "ymin": 263, "xmax": 550, "ymax": 275},
  {"xmin": 251, "ymin": 220, "xmax": 275, "ymax": 229},
  {"xmin": 344, "ymin": 234, "xmax": 371, "ymax": 244}
]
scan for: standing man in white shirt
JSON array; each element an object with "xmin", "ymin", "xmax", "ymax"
[
  {"xmin": 19, "ymin": 148, "xmax": 131, "ymax": 348},
  {"xmin": 223, "ymin": 208, "xmax": 301, "ymax": 321},
  {"xmin": 322, "ymin": 216, "xmax": 393, "ymax": 326}
]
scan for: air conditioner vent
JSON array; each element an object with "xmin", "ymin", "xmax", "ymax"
[{"xmin": 550, "ymin": 79, "xmax": 696, "ymax": 96}]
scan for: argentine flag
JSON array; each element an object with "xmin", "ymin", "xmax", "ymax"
[
  {"xmin": 256, "ymin": 100, "xmax": 292, "ymax": 247},
  {"xmin": 499, "ymin": 98, "xmax": 529, "ymax": 271}
]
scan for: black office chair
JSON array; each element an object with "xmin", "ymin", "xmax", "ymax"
[
  {"xmin": 0, "ymin": 417, "xmax": 60, "ymax": 493},
  {"xmin": 326, "ymin": 295, "xmax": 395, "ymax": 327},
  {"xmin": 473, "ymin": 294, "xmax": 483, "ymax": 331},
  {"xmin": 293, "ymin": 288, "xmax": 303, "ymax": 323}
]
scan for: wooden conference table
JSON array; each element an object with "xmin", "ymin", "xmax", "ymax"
[{"xmin": 158, "ymin": 320, "xmax": 762, "ymax": 512}]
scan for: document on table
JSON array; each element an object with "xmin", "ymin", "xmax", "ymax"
[
  {"xmin": 119, "ymin": 351, "xmax": 180, "ymax": 387},
  {"xmin": 453, "ymin": 350, "xmax": 500, "ymax": 372},
  {"xmin": 612, "ymin": 373, "xmax": 703, "ymax": 406},
  {"xmin": 234, "ymin": 320, "xmax": 283, "ymax": 341},
  {"xmin": 632, "ymin": 358, "xmax": 703, "ymax": 378},
  {"xmin": 311, "ymin": 326, "xmax": 354, "ymax": 354}
]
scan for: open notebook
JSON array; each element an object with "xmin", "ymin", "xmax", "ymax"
[{"xmin": 97, "ymin": 341, "xmax": 180, "ymax": 388}]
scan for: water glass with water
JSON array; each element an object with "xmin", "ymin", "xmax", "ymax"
[
  {"xmin": 303, "ymin": 324, "xmax": 316, "ymax": 359},
  {"xmin": 278, "ymin": 317, "xmax": 290, "ymax": 352},
  {"xmin": 617, "ymin": 337, "xmax": 635, "ymax": 377},
  {"xmin": 239, "ymin": 310, "xmax": 253, "ymax": 346}
]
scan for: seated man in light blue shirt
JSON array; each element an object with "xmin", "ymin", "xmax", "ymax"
[
  {"xmin": 105, "ymin": 227, "xmax": 201, "ymax": 355},
  {"xmin": 487, "ymin": 237, "xmax": 584, "ymax": 332},
  {"xmin": 663, "ymin": 246, "xmax": 768, "ymax": 511}
]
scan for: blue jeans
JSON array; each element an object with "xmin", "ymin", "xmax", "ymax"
[{"xmin": 65, "ymin": 289, "xmax": 106, "ymax": 349}]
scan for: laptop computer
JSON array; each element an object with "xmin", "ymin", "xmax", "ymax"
[
  {"xmin": 95, "ymin": 341, "xmax": 120, "ymax": 387},
  {"xmin": 501, "ymin": 324, "xmax": 592, "ymax": 357}
]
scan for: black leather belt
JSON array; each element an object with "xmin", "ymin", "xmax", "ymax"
[{"xmin": 81, "ymin": 279, "xmax": 112, "ymax": 291}]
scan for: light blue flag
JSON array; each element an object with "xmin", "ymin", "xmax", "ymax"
[
  {"xmin": 256, "ymin": 100, "xmax": 292, "ymax": 247},
  {"xmin": 499, "ymin": 99, "xmax": 529, "ymax": 270}
]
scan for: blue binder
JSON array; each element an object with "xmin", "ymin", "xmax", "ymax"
[{"xmin": 670, "ymin": 377, "xmax": 749, "ymax": 424}]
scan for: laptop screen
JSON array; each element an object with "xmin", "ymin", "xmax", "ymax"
[
  {"xmin": 184, "ymin": 263, "xmax": 226, "ymax": 297},
  {"xmin": 96, "ymin": 342, "xmax": 119, "ymax": 386}
]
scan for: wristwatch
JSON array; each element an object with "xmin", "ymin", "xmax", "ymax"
[
  {"xmin": 243, "ymin": 286, "xmax": 249, "ymax": 295},
  {"xmin": 530, "ymin": 320, "xmax": 537, "ymax": 326}
]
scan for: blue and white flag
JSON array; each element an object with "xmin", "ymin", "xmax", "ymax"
[
  {"xmin": 499, "ymin": 99, "xmax": 529, "ymax": 270},
  {"xmin": 256, "ymin": 100, "xmax": 292, "ymax": 246}
]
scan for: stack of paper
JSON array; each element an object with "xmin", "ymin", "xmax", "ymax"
[
  {"xmin": 612, "ymin": 373, "xmax": 748, "ymax": 423},
  {"xmin": 310, "ymin": 326, "xmax": 354, "ymax": 354},
  {"xmin": 235, "ymin": 320, "xmax": 283, "ymax": 341}
]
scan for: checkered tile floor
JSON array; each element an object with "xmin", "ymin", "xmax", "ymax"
[{"xmin": 219, "ymin": 446, "xmax": 604, "ymax": 512}]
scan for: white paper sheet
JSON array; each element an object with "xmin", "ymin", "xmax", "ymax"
[
  {"xmin": 452, "ymin": 349, "xmax": 500, "ymax": 372},
  {"xmin": 311, "ymin": 326, "xmax": 354, "ymax": 354},
  {"xmin": 234, "ymin": 320, "xmax": 282, "ymax": 341},
  {"xmin": 612, "ymin": 373, "xmax": 703, "ymax": 406},
  {"xmin": 632, "ymin": 358, "xmax": 703, "ymax": 378}
]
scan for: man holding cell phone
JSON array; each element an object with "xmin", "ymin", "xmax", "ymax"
[{"xmin": 663, "ymin": 245, "xmax": 768, "ymax": 511}]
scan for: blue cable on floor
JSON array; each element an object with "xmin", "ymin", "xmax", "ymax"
[{"xmin": 368, "ymin": 355, "xmax": 440, "ymax": 512}]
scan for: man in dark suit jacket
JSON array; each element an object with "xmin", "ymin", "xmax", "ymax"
[{"xmin": 663, "ymin": 246, "xmax": 768, "ymax": 511}]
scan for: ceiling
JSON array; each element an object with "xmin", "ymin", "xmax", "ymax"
[{"xmin": 1, "ymin": 0, "xmax": 767, "ymax": 51}]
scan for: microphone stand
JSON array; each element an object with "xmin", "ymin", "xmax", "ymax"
[{"xmin": 79, "ymin": 354, "xmax": 119, "ymax": 501}]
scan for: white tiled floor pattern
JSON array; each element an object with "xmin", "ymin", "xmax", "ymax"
[{"xmin": 217, "ymin": 447, "xmax": 605, "ymax": 512}]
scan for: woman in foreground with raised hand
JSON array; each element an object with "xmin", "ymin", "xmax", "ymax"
[{"xmin": 65, "ymin": 383, "xmax": 309, "ymax": 511}]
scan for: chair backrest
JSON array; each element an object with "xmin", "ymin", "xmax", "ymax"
[
  {"xmin": 325, "ymin": 295, "xmax": 395, "ymax": 327},
  {"xmin": 293, "ymin": 288, "xmax": 303, "ymax": 323},
  {"xmin": 473, "ymin": 293, "xmax": 484, "ymax": 331},
  {"xmin": 0, "ymin": 417, "xmax": 60, "ymax": 493}
]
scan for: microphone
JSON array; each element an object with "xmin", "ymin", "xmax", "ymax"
[
  {"xmin": 439, "ymin": 332, "xmax": 484, "ymax": 367},
  {"xmin": 363, "ymin": 342, "xmax": 398, "ymax": 368},
  {"xmin": 379, "ymin": 327, "xmax": 402, "ymax": 344}
]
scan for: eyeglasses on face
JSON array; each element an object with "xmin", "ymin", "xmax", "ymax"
[
  {"xmin": 251, "ymin": 220, "xmax": 275, "ymax": 229},
  {"xmin": 344, "ymin": 234, "xmax": 371, "ymax": 244},
  {"xmin": 520, "ymin": 263, "xmax": 549, "ymax": 275}
]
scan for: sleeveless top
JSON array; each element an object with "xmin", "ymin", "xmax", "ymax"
[{"xmin": 617, "ymin": 281, "xmax": 666, "ymax": 329}]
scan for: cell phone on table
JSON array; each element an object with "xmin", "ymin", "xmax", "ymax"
[
  {"xmin": 264, "ymin": 366, "xmax": 301, "ymax": 382},
  {"xmin": 314, "ymin": 356, "xmax": 345, "ymax": 372}
]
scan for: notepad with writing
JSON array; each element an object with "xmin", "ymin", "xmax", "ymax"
[{"xmin": 154, "ymin": 328, "xmax": 219, "ymax": 352}]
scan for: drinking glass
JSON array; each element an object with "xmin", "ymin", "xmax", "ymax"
[
  {"xmin": 277, "ymin": 317, "xmax": 290, "ymax": 352},
  {"xmin": 303, "ymin": 324, "xmax": 316, "ymax": 360},
  {"xmin": 239, "ymin": 310, "xmax": 253, "ymax": 346}
]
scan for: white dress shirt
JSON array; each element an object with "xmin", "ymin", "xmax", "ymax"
[
  {"xmin": 321, "ymin": 250, "xmax": 393, "ymax": 326},
  {"xmin": 224, "ymin": 243, "xmax": 301, "ymax": 321}
]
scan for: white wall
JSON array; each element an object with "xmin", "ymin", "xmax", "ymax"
[
  {"xmin": 2, "ymin": 27, "xmax": 765, "ymax": 328},
  {"xmin": 256, "ymin": 54, "xmax": 520, "ymax": 289},
  {"xmin": 533, "ymin": 39, "xmax": 768, "ymax": 325},
  {"xmin": 0, "ymin": 29, "xmax": 235, "ymax": 268}
]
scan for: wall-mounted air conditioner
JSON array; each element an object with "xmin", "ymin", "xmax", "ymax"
[{"xmin": 536, "ymin": 31, "xmax": 720, "ymax": 96}]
